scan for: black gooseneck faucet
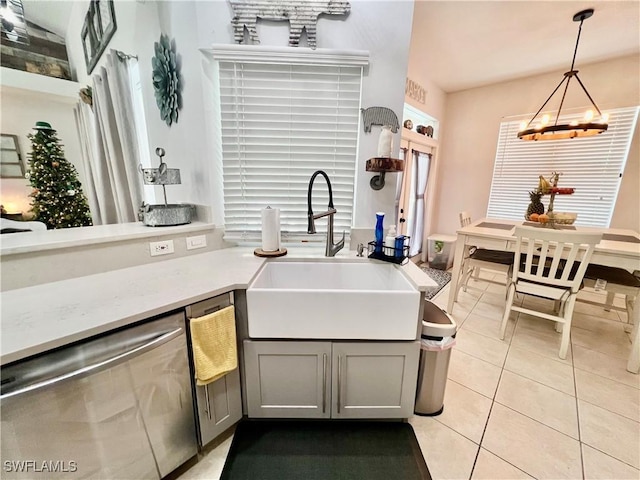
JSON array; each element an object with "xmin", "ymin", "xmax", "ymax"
[{"xmin": 307, "ymin": 170, "xmax": 345, "ymax": 257}]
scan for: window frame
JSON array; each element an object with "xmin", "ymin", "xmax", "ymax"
[
  {"xmin": 487, "ymin": 106, "xmax": 639, "ymax": 227},
  {"xmin": 210, "ymin": 45, "xmax": 369, "ymax": 243},
  {"xmin": 0, "ymin": 134, "xmax": 25, "ymax": 178}
]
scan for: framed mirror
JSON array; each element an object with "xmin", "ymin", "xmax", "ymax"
[
  {"xmin": 1, "ymin": 134, "xmax": 25, "ymax": 178},
  {"xmin": 81, "ymin": 0, "xmax": 117, "ymax": 74}
]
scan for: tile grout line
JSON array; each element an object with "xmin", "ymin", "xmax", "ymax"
[
  {"xmin": 442, "ymin": 281, "xmax": 638, "ymax": 479},
  {"xmin": 467, "ymin": 307, "xmax": 522, "ymax": 479},
  {"xmin": 571, "ymin": 330, "xmax": 587, "ymax": 480}
]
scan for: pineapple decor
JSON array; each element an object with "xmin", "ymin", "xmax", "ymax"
[{"xmin": 525, "ymin": 190, "xmax": 545, "ymax": 220}]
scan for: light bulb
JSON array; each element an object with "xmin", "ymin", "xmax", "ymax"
[
  {"xmin": 4, "ymin": 202, "xmax": 18, "ymax": 213},
  {"xmin": 541, "ymin": 114, "xmax": 550, "ymax": 126},
  {"xmin": 570, "ymin": 120, "xmax": 579, "ymax": 126},
  {"xmin": 519, "ymin": 121, "xmax": 528, "ymax": 131},
  {"xmin": 584, "ymin": 110, "xmax": 594, "ymax": 122},
  {"xmin": 600, "ymin": 113, "xmax": 609, "ymax": 123}
]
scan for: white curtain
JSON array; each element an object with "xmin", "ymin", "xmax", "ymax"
[
  {"xmin": 74, "ymin": 50, "xmax": 143, "ymax": 225},
  {"xmin": 408, "ymin": 151, "xmax": 431, "ymax": 257},
  {"xmin": 74, "ymin": 102, "xmax": 101, "ymax": 223}
]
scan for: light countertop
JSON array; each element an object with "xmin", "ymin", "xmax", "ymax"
[
  {"xmin": 0, "ymin": 221, "xmax": 216, "ymax": 255},
  {"xmin": 1, "ymin": 247, "xmax": 436, "ymax": 365}
]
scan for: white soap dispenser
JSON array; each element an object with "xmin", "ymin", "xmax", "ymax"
[{"xmin": 385, "ymin": 225, "xmax": 397, "ymax": 252}]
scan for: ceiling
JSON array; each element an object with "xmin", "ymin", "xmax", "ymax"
[
  {"xmin": 19, "ymin": 1, "xmax": 640, "ymax": 93},
  {"xmin": 411, "ymin": 0, "xmax": 640, "ymax": 92}
]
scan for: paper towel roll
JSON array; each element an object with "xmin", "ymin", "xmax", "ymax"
[
  {"xmin": 377, "ymin": 125, "xmax": 393, "ymax": 158},
  {"xmin": 261, "ymin": 206, "xmax": 281, "ymax": 252}
]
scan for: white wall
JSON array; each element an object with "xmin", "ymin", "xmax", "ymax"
[
  {"xmin": 65, "ymin": 0, "xmax": 415, "ymax": 229},
  {"xmin": 179, "ymin": 0, "xmax": 415, "ymax": 227},
  {"xmin": 0, "ymin": 87, "xmax": 84, "ymax": 214},
  {"xmin": 66, "ymin": 0, "xmax": 174, "ymax": 202},
  {"xmin": 66, "ymin": 1, "xmax": 159, "ymax": 86},
  {"xmin": 433, "ymin": 54, "xmax": 640, "ymax": 235}
]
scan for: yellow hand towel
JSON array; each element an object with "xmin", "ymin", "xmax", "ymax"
[{"xmin": 190, "ymin": 305, "xmax": 238, "ymax": 386}]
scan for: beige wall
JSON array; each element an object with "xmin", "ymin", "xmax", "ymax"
[{"xmin": 433, "ymin": 54, "xmax": 640, "ymax": 236}]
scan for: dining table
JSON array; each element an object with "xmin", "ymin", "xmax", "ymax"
[{"xmin": 447, "ymin": 218, "xmax": 640, "ymax": 373}]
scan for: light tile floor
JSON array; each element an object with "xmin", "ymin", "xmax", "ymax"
[{"xmin": 178, "ymin": 271, "xmax": 639, "ymax": 480}]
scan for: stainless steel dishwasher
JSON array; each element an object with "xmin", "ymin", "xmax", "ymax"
[{"xmin": 0, "ymin": 311, "xmax": 197, "ymax": 479}]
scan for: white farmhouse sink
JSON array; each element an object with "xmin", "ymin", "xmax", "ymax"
[{"xmin": 246, "ymin": 260, "xmax": 421, "ymax": 340}]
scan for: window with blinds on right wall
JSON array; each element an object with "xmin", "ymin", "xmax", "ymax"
[{"xmin": 487, "ymin": 106, "xmax": 639, "ymax": 227}]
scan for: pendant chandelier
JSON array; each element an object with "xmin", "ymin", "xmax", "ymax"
[{"xmin": 517, "ymin": 9, "xmax": 608, "ymax": 141}]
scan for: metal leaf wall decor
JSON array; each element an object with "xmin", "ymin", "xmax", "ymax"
[
  {"xmin": 152, "ymin": 34, "xmax": 182, "ymax": 126},
  {"xmin": 229, "ymin": 0, "xmax": 351, "ymax": 49}
]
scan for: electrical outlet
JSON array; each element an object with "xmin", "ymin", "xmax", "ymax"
[
  {"xmin": 186, "ymin": 235, "xmax": 207, "ymax": 250},
  {"xmin": 149, "ymin": 240, "xmax": 174, "ymax": 256}
]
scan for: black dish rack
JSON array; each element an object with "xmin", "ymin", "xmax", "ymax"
[{"xmin": 367, "ymin": 237, "xmax": 410, "ymax": 265}]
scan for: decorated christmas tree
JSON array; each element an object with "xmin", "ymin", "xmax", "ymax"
[{"xmin": 26, "ymin": 122, "xmax": 93, "ymax": 229}]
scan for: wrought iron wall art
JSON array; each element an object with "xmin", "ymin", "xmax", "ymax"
[
  {"xmin": 81, "ymin": 0, "xmax": 117, "ymax": 74},
  {"xmin": 152, "ymin": 34, "xmax": 182, "ymax": 127},
  {"xmin": 405, "ymin": 78, "xmax": 426, "ymax": 104},
  {"xmin": 229, "ymin": 0, "xmax": 350, "ymax": 49},
  {"xmin": 360, "ymin": 107, "xmax": 399, "ymax": 133}
]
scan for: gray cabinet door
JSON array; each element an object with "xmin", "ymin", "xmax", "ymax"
[
  {"xmin": 331, "ymin": 341, "xmax": 420, "ymax": 419},
  {"xmin": 195, "ymin": 368, "xmax": 242, "ymax": 447},
  {"xmin": 244, "ymin": 341, "xmax": 331, "ymax": 418}
]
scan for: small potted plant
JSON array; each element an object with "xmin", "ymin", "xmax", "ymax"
[{"xmin": 430, "ymin": 240, "xmax": 447, "ymax": 269}]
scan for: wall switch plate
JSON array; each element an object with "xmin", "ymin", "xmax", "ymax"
[
  {"xmin": 150, "ymin": 240, "xmax": 174, "ymax": 256},
  {"xmin": 186, "ymin": 235, "xmax": 207, "ymax": 250}
]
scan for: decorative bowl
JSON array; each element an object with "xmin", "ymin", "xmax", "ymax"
[{"xmin": 549, "ymin": 212, "xmax": 577, "ymax": 225}]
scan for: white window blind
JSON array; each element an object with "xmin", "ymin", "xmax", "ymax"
[
  {"xmin": 488, "ymin": 106, "xmax": 639, "ymax": 227},
  {"xmin": 218, "ymin": 59, "xmax": 363, "ymax": 242}
]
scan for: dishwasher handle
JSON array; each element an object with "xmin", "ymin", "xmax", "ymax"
[{"xmin": 1, "ymin": 327, "xmax": 183, "ymax": 400}]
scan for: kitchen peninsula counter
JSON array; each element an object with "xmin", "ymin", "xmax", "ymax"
[{"xmin": 1, "ymin": 247, "xmax": 435, "ymax": 365}]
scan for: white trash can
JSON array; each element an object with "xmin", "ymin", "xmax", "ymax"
[
  {"xmin": 414, "ymin": 300, "xmax": 457, "ymax": 416},
  {"xmin": 427, "ymin": 234, "xmax": 457, "ymax": 270}
]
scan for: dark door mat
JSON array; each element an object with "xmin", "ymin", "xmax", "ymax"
[
  {"xmin": 220, "ymin": 420, "xmax": 432, "ymax": 480},
  {"xmin": 420, "ymin": 266, "xmax": 452, "ymax": 300}
]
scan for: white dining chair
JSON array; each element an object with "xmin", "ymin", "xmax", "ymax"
[
  {"xmin": 500, "ymin": 226, "xmax": 602, "ymax": 359},
  {"xmin": 580, "ymin": 265, "xmax": 640, "ymax": 373},
  {"xmin": 457, "ymin": 211, "xmax": 514, "ymax": 294}
]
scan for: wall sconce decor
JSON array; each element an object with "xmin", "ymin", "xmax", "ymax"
[
  {"xmin": 517, "ymin": 9, "xmax": 608, "ymax": 141},
  {"xmin": 366, "ymin": 157, "xmax": 404, "ymax": 191},
  {"xmin": 1, "ymin": 0, "xmax": 29, "ymax": 45},
  {"xmin": 81, "ymin": 0, "xmax": 117, "ymax": 75}
]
